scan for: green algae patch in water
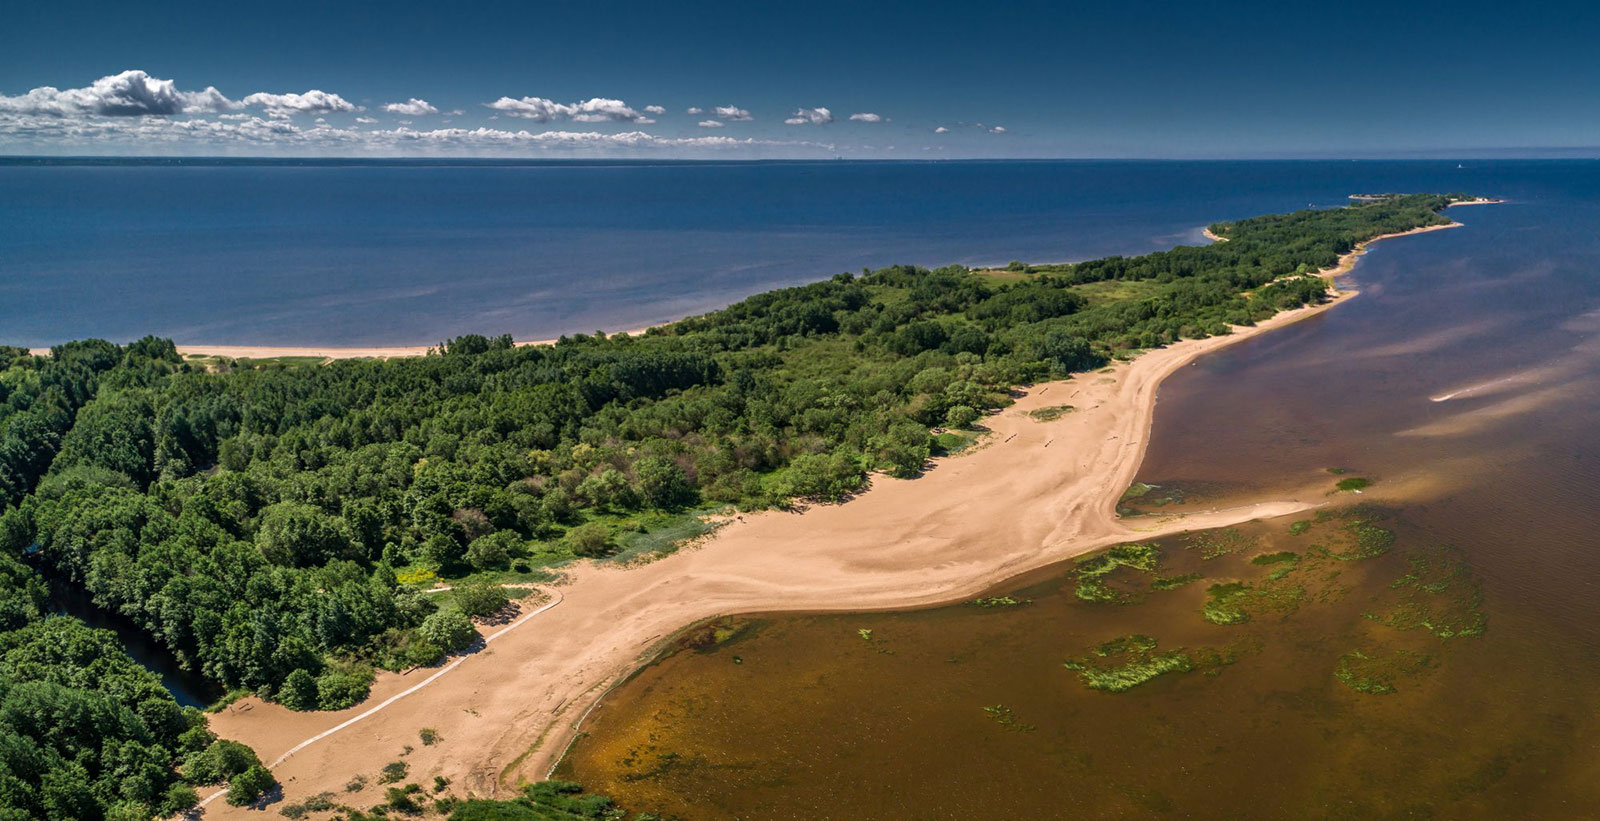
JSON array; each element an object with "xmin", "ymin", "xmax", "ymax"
[
  {"xmin": 1063, "ymin": 634, "xmax": 1194, "ymax": 692},
  {"xmin": 983, "ymin": 704, "xmax": 1035, "ymax": 732},
  {"xmin": 1334, "ymin": 648, "xmax": 1436, "ymax": 695},
  {"xmin": 1183, "ymin": 527, "xmax": 1257, "ymax": 560},
  {"xmin": 1364, "ymin": 547, "xmax": 1488, "ymax": 639},
  {"xmin": 1150, "ymin": 572, "xmax": 1202, "ymax": 590},
  {"xmin": 970, "ymin": 596, "xmax": 1031, "ymax": 608},
  {"xmin": 1201, "ymin": 582, "xmax": 1254, "ymax": 625},
  {"xmin": 1074, "ymin": 542, "xmax": 1162, "ymax": 603},
  {"xmin": 1335, "ymin": 476, "xmax": 1373, "ymax": 492}
]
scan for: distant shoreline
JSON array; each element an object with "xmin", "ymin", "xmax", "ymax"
[{"xmin": 27, "ymin": 198, "xmax": 1499, "ymax": 362}]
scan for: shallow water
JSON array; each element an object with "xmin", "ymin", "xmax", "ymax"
[{"xmin": 558, "ymin": 166, "xmax": 1600, "ymax": 817}]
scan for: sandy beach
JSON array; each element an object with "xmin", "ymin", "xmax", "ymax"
[{"xmin": 197, "ymin": 218, "xmax": 1468, "ymax": 815}]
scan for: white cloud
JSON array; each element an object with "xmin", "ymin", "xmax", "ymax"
[
  {"xmin": 989, "ymin": 125, "xmax": 1007, "ymax": 133},
  {"xmin": 698, "ymin": 119, "xmax": 724, "ymax": 128},
  {"xmin": 382, "ymin": 98, "xmax": 438, "ymax": 116},
  {"xmin": 848, "ymin": 112, "xmax": 885, "ymax": 123},
  {"xmin": 713, "ymin": 105, "xmax": 751, "ymax": 121},
  {"xmin": 644, "ymin": 105, "xmax": 665, "ymax": 115},
  {"xmin": 0, "ymin": 110, "xmax": 835, "ymax": 156},
  {"xmin": 934, "ymin": 126, "xmax": 949, "ymax": 133},
  {"xmin": 355, "ymin": 116, "xmax": 378, "ymax": 124},
  {"xmin": 242, "ymin": 90, "xmax": 357, "ymax": 117},
  {"xmin": 485, "ymin": 96, "xmax": 655, "ymax": 123},
  {"xmin": 686, "ymin": 106, "xmax": 703, "ymax": 115},
  {"xmin": 784, "ymin": 107, "xmax": 833, "ymax": 125},
  {"xmin": 0, "ymin": 70, "xmax": 238, "ymax": 117}
]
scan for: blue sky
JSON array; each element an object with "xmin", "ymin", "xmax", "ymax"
[{"xmin": 2, "ymin": 0, "xmax": 1597, "ymax": 158}]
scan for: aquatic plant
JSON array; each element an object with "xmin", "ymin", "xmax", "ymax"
[
  {"xmin": 1201, "ymin": 582, "xmax": 1253, "ymax": 625},
  {"xmin": 1336, "ymin": 476, "xmax": 1373, "ymax": 492},
  {"xmin": 983, "ymin": 704, "xmax": 1036, "ymax": 732},
  {"xmin": 1064, "ymin": 634, "xmax": 1195, "ymax": 692},
  {"xmin": 857, "ymin": 628, "xmax": 873, "ymax": 641},
  {"xmin": 1334, "ymin": 648, "xmax": 1434, "ymax": 695},
  {"xmin": 1075, "ymin": 542, "xmax": 1162, "ymax": 602},
  {"xmin": 1183, "ymin": 527, "xmax": 1257, "ymax": 560},
  {"xmin": 971, "ymin": 595, "xmax": 1031, "ymax": 607},
  {"xmin": 1288, "ymin": 520, "xmax": 1312, "ymax": 535},
  {"xmin": 1365, "ymin": 548, "xmax": 1487, "ymax": 639},
  {"xmin": 1150, "ymin": 572, "xmax": 1202, "ymax": 590}
]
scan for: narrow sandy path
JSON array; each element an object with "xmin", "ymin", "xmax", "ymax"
[{"xmin": 201, "ymin": 219, "xmax": 1470, "ymax": 815}]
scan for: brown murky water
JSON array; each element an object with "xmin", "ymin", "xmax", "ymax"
[{"xmin": 561, "ymin": 182, "xmax": 1600, "ymax": 818}]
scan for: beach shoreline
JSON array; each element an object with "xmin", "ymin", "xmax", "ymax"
[{"xmin": 195, "ymin": 213, "xmax": 1480, "ymax": 816}]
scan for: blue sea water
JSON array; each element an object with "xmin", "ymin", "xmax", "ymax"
[{"xmin": 2, "ymin": 157, "xmax": 1592, "ymax": 348}]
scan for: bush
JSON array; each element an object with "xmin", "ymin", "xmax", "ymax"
[
  {"xmin": 316, "ymin": 668, "xmax": 374, "ymax": 710},
  {"xmin": 454, "ymin": 581, "xmax": 510, "ymax": 618},
  {"xmin": 379, "ymin": 760, "xmax": 409, "ymax": 784},
  {"xmin": 419, "ymin": 609, "xmax": 477, "ymax": 652},
  {"xmin": 278, "ymin": 668, "xmax": 318, "ymax": 711},
  {"xmin": 183, "ymin": 739, "xmax": 261, "ymax": 785},
  {"xmin": 466, "ymin": 531, "xmax": 517, "ymax": 570},
  {"xmin": 944, "ymin": 405, "xmax": 980, "ymax": 429},
  {"xmin": 224, "ymin": 765, "xmax": 277, "ymax": 806},
  {"xmin": 563, "ymin": 522, "xmax": 611, "ymax": 557}
]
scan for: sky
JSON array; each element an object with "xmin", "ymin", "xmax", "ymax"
[{"xmin": 2, "ymin": 0, "xmax": 1598, "ymax": 159}]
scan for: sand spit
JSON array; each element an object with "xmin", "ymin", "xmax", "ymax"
[{"xmin": 197, "ymin": 218, "xmax": 1475, "ymax": 815}]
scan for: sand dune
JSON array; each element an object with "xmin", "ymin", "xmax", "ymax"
[{"xmin": 198, "ymin": 220, "xmax": 1465, "ymax": 815}]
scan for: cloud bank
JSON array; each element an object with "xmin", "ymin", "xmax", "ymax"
[
  {"xmin": 485, "ymin": 96, "xmax": 655, "ymax": 123},
  {"xmin": 784, "ymin": 107, "xmax": 833, "ymax": 125},
  {"xmin": 382, "ymin": 98, "xmax": 438, "ymax": 116}
]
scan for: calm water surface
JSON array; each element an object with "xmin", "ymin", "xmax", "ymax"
[
  {"xmin": 558, "ymin": 165, "xmax": 1600, "ymax": 817},
  {"xmin": 0, "ymin": 158, "xmax": 1577, "ymax": 347}
]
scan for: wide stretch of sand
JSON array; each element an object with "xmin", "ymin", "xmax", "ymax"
[{"xmin": 199, "ymin": 217, "xmax": 1470, "ymax": 815}]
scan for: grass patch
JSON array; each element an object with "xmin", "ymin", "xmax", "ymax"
[
  {"xmin": 1075, "ymin": 542, "xmax": 1162, "ymax": 603},
  {"xmin": 606, "ymin": 511, "xmax": 721, "ymax": 564},
  {"xmin": 1120, "ymin": 482, "xmax": 1154, "ymax": 502},
  {"xmin": 1064, "ymin": 634, "xmax": 1194, "ymax": 692},
  {"xmin": 1027, "ymin": 404, "xmax": 1077, "ymax": 422},
  {"xmin": 934, "ymin": 430, "xmax": 981, "ymax": 454}
]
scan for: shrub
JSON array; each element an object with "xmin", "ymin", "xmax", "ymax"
[
  {"xmin": 453, "ymin": 581, "xmax": 510, "ymax": 618},
  {"xmin": 563, "ymin": 521, "xmax": 612, "ymax": 557},
  {"xmin": 316, "ymin": 668, "xmax": 374, "ymax": 710},
  {"xmin": 379, "ymin": 760, "xmax": 409, "ymax": 784},
  {"xmin": 419, "ymin": 609, "xmax": 477, "ymax": 652},
  {"xmin": 944, "ymin": 404, "xmax": 980, "ymax": 429},
  {"xmin": 183, "ymin": 739, "xmax": 261, "ymax": 785},
  {"xmin": 278, "ymin": 668, "xmax": 318, "ymax": 711},
  {"xmin": 224, "ymin": 765, "xmax": 277, "ymax": 806},
  {"xmin": 465, "ymin": 531, "xmax": 517, "ymax": 570}
]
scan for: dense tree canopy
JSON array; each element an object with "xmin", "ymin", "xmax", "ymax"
[{"xmin": 0, "ymin": 194, "xmax": 1465, "ymax": 762}]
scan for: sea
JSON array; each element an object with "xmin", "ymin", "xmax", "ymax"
[{"xmin": 0, "ymin": 157, "xmax": 1583, "ymax": 347}]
